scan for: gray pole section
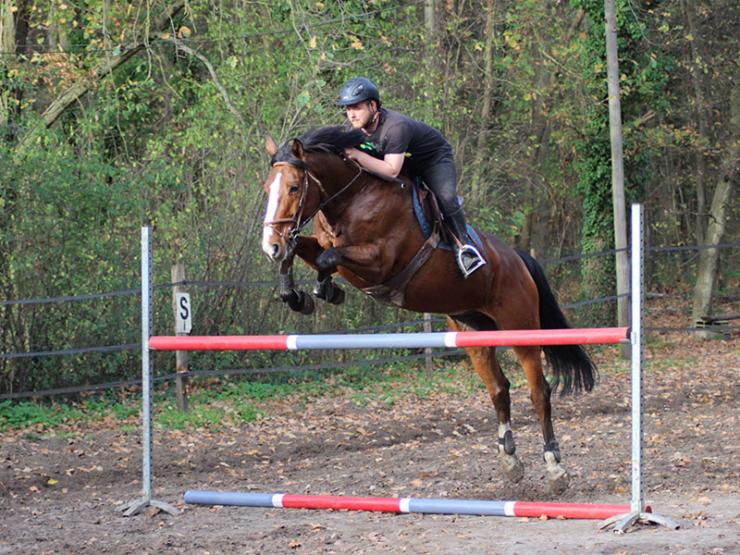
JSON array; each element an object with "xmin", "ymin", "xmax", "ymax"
[
  {"xmin": 141, "ymin": 226, "xmax": 153, "ymax": 500},
  {"xmin": 601, "ymin": 204, "xmax": 679, "ymax": 532},
  {"xmin": 121, "ymin": 227, "xmax": 179, "ymax": 516},
  {"xmin": 629, "ymin": 203, "xmax": 644, "ymax": 514}
]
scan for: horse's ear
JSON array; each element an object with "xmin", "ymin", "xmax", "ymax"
[
  {"xmin": 265, "ymin": 135, "xmax": 278, "ymax": 157},
  {"xmin": 291, "ymin": 138, "xmax": 305, "ymax": 160}
]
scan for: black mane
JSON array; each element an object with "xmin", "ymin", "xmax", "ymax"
[{"xmin": 273, "ymin": 126, "xmax": 365, "ymax": 164}]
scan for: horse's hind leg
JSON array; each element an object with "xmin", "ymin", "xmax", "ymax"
[
  {"xmin": 450, "ymin": 321, "xmax": 524, "ymax": 483},
  {"xmin": 469, "ymin": 346, "xmax": 525, "ymax": 483},
  {"xmin": 513, "ymin": 345, "xmax": 570, "ymax": 494}
]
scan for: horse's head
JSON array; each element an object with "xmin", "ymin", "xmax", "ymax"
[
  {"xmin": 260, "ymin": 136, "xmax": 319, "ymax": 261},
  {"xmin": 260, "ymin": 126, "xmax": 365, "ymax": 262}
]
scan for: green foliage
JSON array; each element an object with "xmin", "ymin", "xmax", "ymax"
[
  {"xmin": 0, "ymin": 397, "xmax": 131, "ymax": 432},
  {"xmin": 0, "ymin": 359, "xmax": 479, "ymax": 431},
  {"xmin": 566, "ymin": 0, "xmax": 674, "ymax": 324},
  {"xmin": 0, "ymin": 0, "xmax": 733, "ymax": 396}
]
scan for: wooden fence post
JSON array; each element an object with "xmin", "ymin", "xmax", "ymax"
[
  {"xmin": 423, "ymin": 312, "xmax": 433, "ymax": 375},
  {"xmin": 172, "ymin": 263, "xmax": 189, "ymax": 412}
]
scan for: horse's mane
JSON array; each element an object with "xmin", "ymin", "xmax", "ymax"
[{"xmin": 273, "ymin": 126, "xmax": 365, "ymax": 164}]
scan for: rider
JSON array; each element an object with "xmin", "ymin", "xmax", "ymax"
[{"xmin": 337, "ymin": 77, "xmax": 486, "ymax": 278}]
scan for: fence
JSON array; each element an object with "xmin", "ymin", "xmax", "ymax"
[{"xmin": 1, "ymin": 241, "xmax": 737, "ymax": 400}]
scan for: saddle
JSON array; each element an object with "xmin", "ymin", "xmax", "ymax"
[{"xmin": 411, "ymin": 180, "xmax": 484, "ymax": 251}]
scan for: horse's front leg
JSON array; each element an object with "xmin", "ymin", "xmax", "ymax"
[
  {"xmin": 279, "ymin": 236, "xmax": 324, "ymax": 315},
  {"xmin": 313, "ymin": 247, "xmax": 346, "ymax": 305},
  {"xmin": 277, "ymin": 249, "xmax": 315, "ymax": 315},
  {"xmin": 288, "ymin": 236, "xmax": 344, "ymax": 306},
  {"xmin": 314, "ymin": 243, "xmax": 384, "ymax": 304},
  {"xmin": 514, "ymin": 345, "xmax": 570, "ymax": 494}
]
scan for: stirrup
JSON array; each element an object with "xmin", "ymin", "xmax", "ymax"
[{"xmin": 456, "ymin": 244, "xmax": 486, "ymax": 278}]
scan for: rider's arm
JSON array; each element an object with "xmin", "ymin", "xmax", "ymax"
[{"xmin": 345, "ymin": 150, "xmax": 405, "ymax": 179}]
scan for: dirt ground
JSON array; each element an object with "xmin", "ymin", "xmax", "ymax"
[{"xmin": 1, "ymin": 331, "xmax": 738, "ymax": 554}]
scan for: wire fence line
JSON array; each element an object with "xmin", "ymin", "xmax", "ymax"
[
  {"xmin": 3, "ymin": 289, "xmax": 727, "ymax": 361},
  {"xmin": 2, "ymin": 317, "xmax": 736, "ymax": 401},
  {"xmin": 1, "ymin": 242, "xmax": 737, "ymax": 400},
  {"xmin": 0, "ymin": 319, "xmax": 438, "ymax": 360},
  {"xmin": 1, "ymin": 242, "xmax": 737, "ymax": 307},
  {"xmin": 0, "ymin": 343, "xmax": 142, "ymax": 361},
  {"xmin": 0, "ymin": 350, "xmax": 468, "ymax": 401}
]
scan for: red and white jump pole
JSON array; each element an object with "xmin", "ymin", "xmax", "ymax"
[
  {"xmin": 129, "ymin": 204, "xmax": 678, "ymax": 531},
  {"xmin": 148, "ymin": 327, "xmax": 629, "ymax": 352},
  {"xmin": 182, "ymin": 491, "xmax": 650, "ymax": 520}
]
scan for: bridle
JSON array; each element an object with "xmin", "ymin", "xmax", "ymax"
[{"xmin": 263, "ymin": 157, "xmax": 364, "ymax": 245}]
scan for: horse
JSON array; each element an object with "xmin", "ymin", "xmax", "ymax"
[{"xmin": 259, "ymin": 125, "xmax": 596, "ymax": 494}]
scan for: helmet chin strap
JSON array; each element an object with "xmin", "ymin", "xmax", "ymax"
[{"xmin": 362, "ymin": 103, "xmax": 380, "ymax": 134}]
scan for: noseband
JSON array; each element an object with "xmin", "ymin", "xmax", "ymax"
[{"xmin": 263, "ymin": 157, "xmax": 364, "ymax": 244}]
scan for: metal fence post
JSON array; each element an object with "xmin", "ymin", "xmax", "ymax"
[
  {"xmin": 120, "ymin": 226, "xmax": 180, "ymax": 517},
  {"xmin": 601, "ymin": 204, "xmax": 679, "ymax": 532}
]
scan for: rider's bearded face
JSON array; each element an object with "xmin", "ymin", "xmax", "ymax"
[{"xmin": 345, "ymin": 100, "xmax": 376, "ymax": 130}]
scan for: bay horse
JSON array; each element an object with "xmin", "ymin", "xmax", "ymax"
[{"xmin": 260, "ymin": 125, "xmax": 595, "ymax": 494}]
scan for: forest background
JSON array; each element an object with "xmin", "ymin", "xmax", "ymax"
[{"xmin": 0, "ymin": 0, "xmax": 737, "ymax": 396}]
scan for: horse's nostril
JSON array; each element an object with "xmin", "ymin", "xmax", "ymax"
[{"xmin": 271, "ymin": 244, "xmax": 280, "ymax": 256}]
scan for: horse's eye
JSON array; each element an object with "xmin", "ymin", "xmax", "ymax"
[{"xmin": 289, "ymin": 185, "xmax": 300, "ymax": 194}]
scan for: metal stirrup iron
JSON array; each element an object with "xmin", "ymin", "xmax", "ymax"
[{"xmin": 456, "ymin": 243, "xmax": 486, "ymax": 278}]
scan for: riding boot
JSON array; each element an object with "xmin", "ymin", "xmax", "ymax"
[{"xmin": 446, "ymin": 207, "xmax": 486, "ymax": 278}]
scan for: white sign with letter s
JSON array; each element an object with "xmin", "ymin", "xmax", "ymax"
[{"xmin": 175, "ymin": 293, "xmax": 192, "ymax": 334}]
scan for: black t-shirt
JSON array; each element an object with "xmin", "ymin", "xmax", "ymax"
[{"xmin": 359, "ymin": 109, "xmax": 453, "ymax": 174}]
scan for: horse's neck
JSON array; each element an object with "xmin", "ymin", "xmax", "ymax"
[{"xmin": 310, "ymin": 156, "xmax": 374, "ymax": 217}]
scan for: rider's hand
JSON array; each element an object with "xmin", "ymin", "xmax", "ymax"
[{"xmin": 344, "ymin": 148, "xmax": 361, "ymax": 161}]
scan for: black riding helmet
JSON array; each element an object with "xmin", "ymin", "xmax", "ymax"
[{"xmin": 337, "ymin": 77, "xmax": 380, "ymax": 107}]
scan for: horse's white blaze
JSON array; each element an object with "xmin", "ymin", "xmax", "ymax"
[{"xmin": 262, "ymin": 172, "xmax": 283, "ymax": 256}]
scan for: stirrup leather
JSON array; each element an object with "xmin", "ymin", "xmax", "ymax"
[{"xmin": 456, "ymin": 243, "xmax": 486, "ymax": 278}]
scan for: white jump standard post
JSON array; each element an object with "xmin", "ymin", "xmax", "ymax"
[
  {"xmin": 120, "ymin": 226, "xmax": 180, "ymax": 517},
  {"xmin": 600, "ymin": 204, "xmax": 679, "ymax": 533}
]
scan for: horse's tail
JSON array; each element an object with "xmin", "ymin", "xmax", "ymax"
[{"xmin": 516, "ymin": 250, "xmax": 597, "ymax": 396}]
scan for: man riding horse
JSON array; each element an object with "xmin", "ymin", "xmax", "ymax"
[{"xmin": 337, "ymin": 77, "xmax": 486, "ymax": 278}]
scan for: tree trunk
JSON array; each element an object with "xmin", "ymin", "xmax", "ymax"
[
  {"xmin": 424, "ymin": 0, "xmax": 436, "ymax": 40},
  {"xmin": 0, "ymin": 2, "xmax": 14, "ymax": 129},
  {"xmin": 0, "ymin": 0, "xmax": 28, "ymax": 390},
  {"xmin": 691, "ymin": 84, "xmax": 738, "ymax": 327},
  {"xmin": 684, "ymin": 0, "xmax": 709, "ymax": 246},
  {"xmin": 577, "ymin": 6, "xmax": 617, "ymax": 327},
  {"xmin": 470, "ymin": 0, "xmax": 495, "ymax": 205},
  {"xmin": 604, "ymin": 0, "xmax": 629, "ymax": 331}
]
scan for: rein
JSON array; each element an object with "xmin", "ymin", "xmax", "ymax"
[{"xmin": 264, "ymin": 158, "xmax": 364, "ymax": 242}]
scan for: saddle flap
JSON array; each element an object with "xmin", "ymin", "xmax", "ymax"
[
  {"xmin": 413, "ymin": 180, "xmax": 449, "ymax": 242},
  {"xmin": 412, "ymin": 180, "xmax": 483, "ymax": 250}
]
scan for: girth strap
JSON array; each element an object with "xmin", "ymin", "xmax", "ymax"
[{"xmin": 362, "ymin": 227, "xmax": 441, "ymax": 307}]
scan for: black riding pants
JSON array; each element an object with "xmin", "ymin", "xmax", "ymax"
[{"xmin": 419, "ymin": 157, "xmax": 460, "ymax": 218}]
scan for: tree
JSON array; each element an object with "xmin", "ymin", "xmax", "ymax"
[
  {"xmin": 604, "ymin": 0, "xmax": 629, "ymax": 330},
  {"xmin": 691, "ymin": 85, "xmax": 737, "ymax": 326}
]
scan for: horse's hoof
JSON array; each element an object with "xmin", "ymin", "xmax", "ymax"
[
  {"xmin": 312, "ymin": 280, "xmax": 332, "ymax": 301},
  {"xmin": 298, "ymin": 291, "xmax": 315, "ymax": 315},
  {"xmin": 328, "ymin": 286, "xmax": 345, "ymax": 305},
  {"xmin": 545, "ymin": 451, "xmax": 569, "ymax": 494},
  {"xmin": 500, "ymin": 453, "xmax": 525, "ymax": 484},
  {"xmin": 288, "ymin": 290, "xmax": 314, "ymax": 315},
  {"xmin": 548, "ymin": 469, "xmax": 570, "ymax": 495}
]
